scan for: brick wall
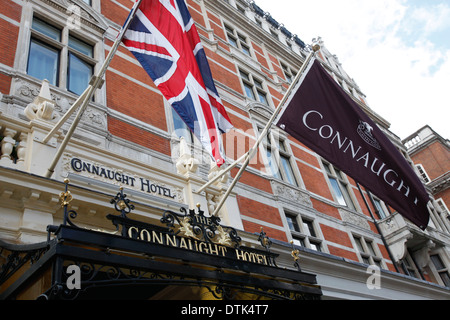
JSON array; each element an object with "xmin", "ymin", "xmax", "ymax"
[
  {"xmin": 410, "ymin": 141, "xmax": 450, "ymax": 181},
  {"xmin": 0, "ymin": 0, "xmax": 20, "ymax": 95}
]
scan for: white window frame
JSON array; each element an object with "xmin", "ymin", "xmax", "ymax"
[
  {"xmin": 224, "ymin": 24, "xmax": 252, "ymax": 57},
  {"xmin": 322, "ymin": 160, "xmax": 357, "ymax": 210},
  {"xmin": 415, "ymin": 164, "xmax": 431, "ymax": 184},
  {"xmin": 15, "ymin": 1, "xmax": 106, "ymax": 104},
  {"xmin": 239, "ymin": 69, "xmax": 270, "ymax": 106},
  {"xmin": 285, "ymin": 211, "xmax": 323, "ymax": 252},
  {"xmin": 353, "ymin": 235, "xmax": 385, "ymax": 269},
  {"xmin": 258, "ymin": 125, "xmax": 299, "ymax": 187}
]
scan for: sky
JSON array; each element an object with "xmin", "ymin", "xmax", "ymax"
[{"xmin": 254, "ymin": 0, "xmax": 450, "ymax": 140}]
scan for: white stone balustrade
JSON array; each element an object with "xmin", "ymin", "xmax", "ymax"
[{"xmin": 0, "ymin": 126, "xmax": 27, "ymax": 169}]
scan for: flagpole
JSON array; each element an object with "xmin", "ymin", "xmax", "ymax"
[
  {"xmin": 356, "ymin": 182, "xmax": 400, "ymax": 273},
  {"xmin": 44, "ymin": 0, "xmax": 144, "ymax": 178},
  {"xmin": 196, "ymin": 150, "xmax": 249, "ymax": 194},
  {"xmin": 210, "ymin": 49, "xmax": 316, "ymax": 216}
]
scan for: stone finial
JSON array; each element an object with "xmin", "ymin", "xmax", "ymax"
[
  {"xmin": 24, "ymin": 80, "xmax": 59, "ymax": 122},
  {"xmin": 208, "ymin": 157, "xmax": 229, "ymax": 187},
  {"xmin": 176, "ymin": 137, "xmax": 199, "ymax": 175}
]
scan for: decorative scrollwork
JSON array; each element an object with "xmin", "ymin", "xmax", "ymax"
[
  {"xmin": 110, "ymin": 187, "xmax": 135, "ymax": 218},
  {"xmin": 59, "ymin": 191, "xmax": 73, "ymax": 207},
  {"xmin": 290, "ymin": 241, "xmax": 302, "ymax": 272},
  {"xmin": 258, "ymin": 228, "xmax": 277, "ymax": 267},
  {"xmin": 0, "ymin": 242, "xmax": 49, "ymax": 286},
  {"xmin": 161, "ymin": 205, "xmax": 241, "ymax": 248},
  {"xmin": 258, "ymin": 227, "xmax": 272, "ymax": 250},
  {"xmin": 59, "ymin": 179, "xmax": 81, "ymax": 229}
]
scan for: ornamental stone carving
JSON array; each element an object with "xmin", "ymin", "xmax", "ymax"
[
  {"xmin": 271, "ymin": 180, "xmax": 313, "ymax": 208},
  {"xmin": 176, "ymin": 137, "xmax": 199, "ymax": 176},
  {"xmin": 340, "ymin": 209, "xmax": 370, "ymax": 230},
  {"xmin": 24, "ymin": 80, "xmax": 59, "ymax": 122}
]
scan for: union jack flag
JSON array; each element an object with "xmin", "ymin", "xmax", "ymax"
[{"xmin": 122, "ymin": 0, "xmax": 233, "ymax": 166}]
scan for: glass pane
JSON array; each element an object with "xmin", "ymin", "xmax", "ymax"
[
  {"xmin": 366, "ymin": 241, "xmax": 376, "ymax": 256},
  {"xmin": 310, "ymin": 242, "xmax": 321, "ymax": 252},
  {"xmin": 324, "ymin": 163, "xmax": 332, "ymax": 175},
  {"xmin": 280, "ymin": 155, "xmax": 298, "ymax": 186},
  {"xmin": 335, "ymin": 168, "xmax": 344, "ymax": 180},
  {"xmin": 68, "ymin": 53, "xmax": 93, "ymax": 95},
  {"xmin": 286, "ymin": 215, "xmax": 300, "ymax": 232},
  {"xmin": 27, "ymin": 40, "xmax": 59, "ymax": 85},
  {"xmin": 241, "ymin": 44, "xmax": 251, "ymax": 56},
  {"xmin": 329, "ymin": 177, "xmax": 347, "ymax": 206},
  {"xmin": 292, "ymin": 237, "xmax": 305, "ymax": 247},
  {"xmin": 240, "ymin": 71, "xmax": 250, "ymax": 81},
  {"xmin": 440, "ymin": 272, "xmax": 450, "ymax": 287},
  {"xmin": 228, "ymin": 36, "xmax": 238, "ymax": 48},
  {"xmin": 69, "ymin": 36, "xmax": 93, "ymax": 57},
  {"xmin": 373, "ymin": 198, "xmax": 386, "ymax": 219},
  {"xmin": 32, "ymin": 18, "xmax": 60, "ymax": 41},
  {"xmin": 244, "ymin": 83, "xmax": 255, "ymax": 99},
  {"xmin": 257, "ymin": 90, "xmax": 268, "ymax": 105},
  {"xmin": 266, "ymin": 149, "xmax": 282, "ymax": 180},
  {"xmin": 254, "ymin": 79, "xmax": 263, "ymax": 89},
  {"xmin": 431, "ymin": 255, "xmax": 445, "ymax": 270},
  {"xmin": 354, "ymin": 237, "xmax": 365, "ymax": 253},
  {"xmin": 303, "ymin": 220, "xmax": 316, "ymax": 237},
  {"xmin": 339, "ymin": 181, "xmax": 355, "ymax": 210}
]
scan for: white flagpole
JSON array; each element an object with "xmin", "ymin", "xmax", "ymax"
[
  {"xmin": 210, "ymin": 50, "xmax": 316, "ymax": 216},
  {"xmin": 44, "ymin": 0, "xmax": 144, "ymax": 178}
]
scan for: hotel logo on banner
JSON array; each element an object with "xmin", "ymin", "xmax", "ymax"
[{"xmin": 357, "ymin": 120, "xmax": 381, "ymax": 150}]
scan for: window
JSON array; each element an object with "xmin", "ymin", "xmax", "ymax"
[
  {"xmin": 68, "ymin": 36, "xmax": 94, "ymax": 95},
  {"xmin": 286, "ymin": 214, "xmax": 300, "ymax": 232},
  {"xmin": 435, "ymin": 199, "xmax": 450, "ymax": 233},
  {"xmin": 28, "ymin": 39, "xmax": 60, "ymax": 86},
  {"xmin": 372, "ymin": 196, "xmax": 388, "ymax": 219},
  {"xmin": 259, "ymin": 127, "xmax": 298, "ymax": 186},
  {"xmin": 281, "ymin": 63, "xmax": 296, "ymax": 84},
  {"xmin": 353, "ymin": 235, "xmax": 383, "ymax": 268},
  {"xmin": 286, "ymin": 212, "xmax": 322, "ymax": 252},
  {"xmin": 431, "ymin": 255, "xmax": 450, "ymax": 287},
  {"xmin": 224, "ymin": 24, "xmax": 251, "ymax": 56},
  {"xmin": 27, "ymin": 18, "xmax": 61, "ymax": 86},
  {"xmin": 401, "ymin": 252, "xmax": 421, "ymax": 279},
  {"xmin": 240, "ymin": 70, "xmax": 269, "ymax": 106},
  {"xmin": 27, "ymin": 17, "xmax": 95, "ymax": 98},
  {"xmin": 323, "ymin": 161, "xmax": 356, "ymax": 210},
  {"xmin": 415, "ymin": 164, "xmax": 431, "ymax": 184},
  {"xmin": 436, "ymin": 199, "xmax": 449, "ymax": 216}
]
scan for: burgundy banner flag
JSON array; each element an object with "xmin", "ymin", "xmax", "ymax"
[{"xmin": 275, "ymin": 58, "xmax": 430, "ymax": 229}]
